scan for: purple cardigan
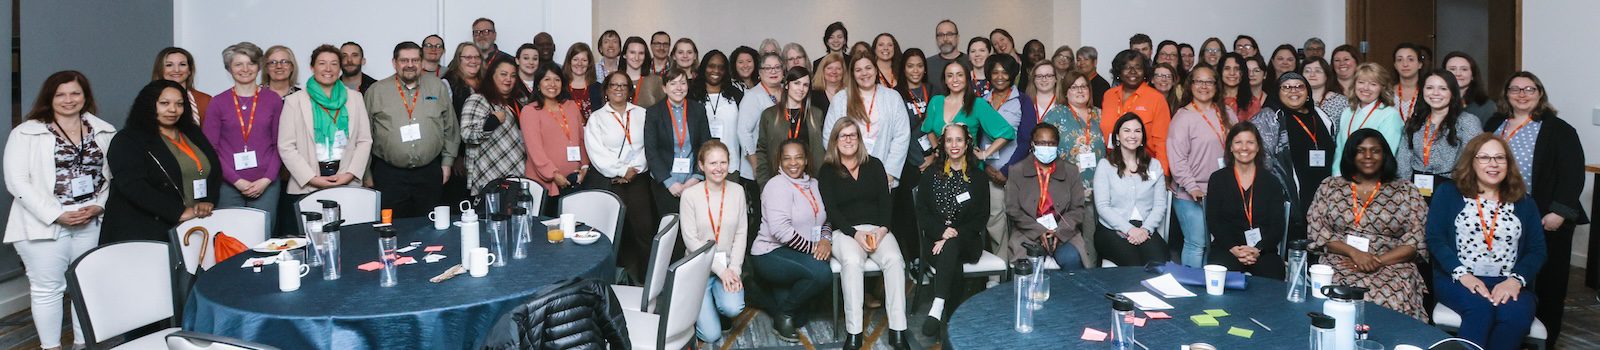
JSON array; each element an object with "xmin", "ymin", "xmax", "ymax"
[
  {"xmin": 203, "ymin": 87, "xmax": 284, "ymax": 183},
  {"xmin": 754, "ymin": 174, "xmax": 828, "ymax": 255}
]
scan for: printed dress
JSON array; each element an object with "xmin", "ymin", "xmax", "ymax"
[{"xmin": 1306, "ymin": 177, "xmax": 1430, "ymax": 321}]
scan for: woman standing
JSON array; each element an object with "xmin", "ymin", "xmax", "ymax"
[
  {"xmin": 809, "ymin": 52, "xmax": 846, "ymax": 111},
  {"xmin": 823, "ymin": 52, "xmax": 912, "ymax": 188},
  {"xmin": 1441, "ymin": 52, "xmax": 1497, "ymax": 126},
  {"xmin": 817, "ymin": 119, "xmax": 910, "ymax": 349},
  {"xmin": 738, "ymin": 53, "xmax": 786, "ymax": 179},
  {"xmin": 261, "ymin": 45, "xmax": 301, "ymax": 99},
  {"xmin": 204, "ymin": 42, "xmax": 284, "ymax": 232},
  {"xmin": 696, "ymin": 51, "xmax": 747, "ymax": 185},
  {"xmin": 1332, "ymin": 45, "xmax": 1360, "ymax": 93},
  {"xmin": 782, "ymin": 43, "xmax": 810, "ymax": 71},
  {"xmin": 1333, "ymin": 63, "xmax": 1404, "ymax": 175},
  {"xmin": 730, "ymin": 47, "xmax": 760, "ymax": 92},
  {"xmin": 444, "ymin": 42, "xmax": 484, "ymax": 115},
  {"xmin": 1241, "ymin": 56, "xmax": 1269, "ymax": 118},
  {"xmin": 277, "ymin": 45, "xmax": 373, "ymax": 205},
  {"xmin": 753, "ymin": 140, "xmax": 834, "ymax": 342},
  {"xmin": 1267, "ymin": 45, "xmax": 1300, "ymax": 84},
  {"xmin": 623, "ymin": 37, "xmax": 666, "ymax": 108},
  {"xmin": 900, "ymin": 49, "xmax": 932, "ymax": 126},
  {"xmin": 5, "ymin": 71, "xmax": 114, "ymax": 350},
  {"xmin": 1094, "ymin": 114, "xmax": 1172, "ymax": 267},
  {"xmin": 643, "ymin": 68, "xmax": 711, "ymax": 214},
  {"xmin": 967, "ymin": 37, "xmax": 993, "ymax": 95},
  {"xmin": 915, "ymin": 124, "xmax": 992, "ymax": 339},
  {"xmin": 1254, "ymin": 73, "xmax": 1335, "ymax": 248},
  {"xmin": 1204, "ymin": 123, "xmax": 1287, "ymax": 278},
  {"xmin": 1052, "ymin": 45, "xmax": 1076, "ymax": 79},
  {"xmin": 872, "ymin": 33, "xmax": 903, "ymax": 89},
  {"xmin": 1307, "ymin": 129, "xmax": 1429, "ymax": 320},
  {"xmin": 584, "ymin": 72, "xmax": 655, "ymax": 281},
  {"xmin": 678, "ymin": 141, "xmax": 748, "ymax": 344},
  {"xmin": 1426, "ymin": 134, "xmax": 1545, "ymax": 350},
  {"xmin": 1218, "ymin": 53, "xmax": 1251, "ymax": 119},
  {"xmin": 1045, "ymin": 71, "xmax": 1105, "ymax": 237},
  {"xmin": 564, "ymin": 42, "xmax": 602, "ymax": 119},
  {"xmin": 460, "ymin": 59, "xmax": 532, "ymax": 194},
  {"xmin": 595, "ymin": 30, "xmax": 623, "ymax": 81},
  {"xmin": 153, "ymin": 47, "xmax": 212, "ymax": 124},
  {"xmin": 103, "ymin": 80, "xmax": 223, "ymax": 243},
  {"xmin": 1233, "ymin": 35, "xmax": 1261, "ymax": 59},
  {"xmin": 1302, "ymin": 57, "xmax": 1350, "ymax": 131},
  {"xmin": 1168, "ymin": 65, "xmax": 1232, "ymax": 267},
  {"xmin": 1199, "ymin": 37, "xmax": 1226, "ymax": 67},
  {"xmin": 919, "ymin": 61, "xmax": 1014, "ymax": 169},
  {"xmin": 671, "ymin": 38, "xmax": 700, "ymax": 80},
  {"xmin": 1152, "ymin": 63, "xmax": 1182, "ymax": 113},
  {"xmin": 1484, "ymin": 72, "xmax": 1587, "ymax": 347},
  {"xmin": 1402, "ymin": 71, "xmax": 1483, "ymax": 199},
  {"xmin": 754, "ymin": 67, "xmax": 825, "ymax": 187},
  {"xmin": 1004, "ymin": 124, "xmax": 1090, "ymax": 269},
  {"xmin": 1392, "ymin": 43, "xmax": 1427, "ymax": 119}
]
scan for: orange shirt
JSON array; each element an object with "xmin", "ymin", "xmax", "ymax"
[{"xmin": 1100, "ymin": 83, "xmax": 1173, "ymax": 175}]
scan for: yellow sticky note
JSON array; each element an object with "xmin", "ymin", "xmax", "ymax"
[
  {"xmin": 1190, "ymin": 315, "xmax": 1219, "ymax": 327},
  {"xmin": 1228, "ymin": 326, "xmax": 1255, "ymax": 338},
  {"xmin": 1204, "ymin": 309, "xmax": 1230, "ymax": 317}
]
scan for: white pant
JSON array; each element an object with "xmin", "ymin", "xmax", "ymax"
[
  {"xmin": 986, "ymin": 183, "xmax": 1011, "ymax": 261},
  {"xmin": 832, "ymin": 230, "xmax": 907, "ymax": 334},
  {"xmin": 14, "ymin": 218, "xmax": 99, "ymax": 348}
]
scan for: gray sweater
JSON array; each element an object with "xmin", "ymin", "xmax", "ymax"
[{"xmin": 1399, "ymin": 112, "xmax": 1485, "ymax": 179}]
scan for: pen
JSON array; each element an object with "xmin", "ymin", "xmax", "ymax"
[
  {"xmin": 1132, "ymin": 338, "xmax": 1150, "ymax": 350},
  {"xmin": 1249, "ymin": 317, "xmax": 1273, "ymax": 331}
]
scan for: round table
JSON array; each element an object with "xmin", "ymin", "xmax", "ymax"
[
  {"xmin": 182, "ymin": 217, "xmax": 612, "ymax": 349},
  {"xmin": 948, "ymin": 267, "xmax": 1451, "ymax": 349}
]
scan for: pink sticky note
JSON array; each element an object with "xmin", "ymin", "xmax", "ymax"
[
  {"xmin": 396, "ymin": 256, "xmax": 417, "ymax": 265},
  {"xmin": 424, "ymin": 245, "xmax": 444, "ymax": 252},
  {"xmin": 1132, "ymin": 317, "xmax": 1148, "ymax": 327},
  {"xmin": 1146, "ymin": 311, "xmax": 1172, "ymax": 319},
  {"xmin": 1081, "ymin": 328, "xmax": 1108, "ymax": 341},
  {"xmin": 357, "ymin": 261, "xmax": 384, "ymax": 271},
  {"xmin": 1124, "ymin": 314, "xmax": 1136, "ymax": 323}
]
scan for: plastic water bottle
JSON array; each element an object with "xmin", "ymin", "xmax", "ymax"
[
  {"xmin": 318, "ymin": 220, "xmax": 345, "ymax": 280},
  {"xmin": 376, "ymin": 225, "xmax": 398, "ymax": 287},
  {"xmin": 300, "ymin": 211, "xmax": 324, "ymax": 267},
  {"xmin": 1286, "ymin": 239, "xmax": 1311, "ymax": 302},
  {"xmin": 1107, "ymin": 293, "xmax": 1136, "ymax": 350},
  {"xmin": 511, "ymin": 207, "xmax": 531, "ymax": 260},
  {"xmin": 1012, "ymin": 259, "xmax": 1035, "ymax": 333},
  {"xmin": 487, "ymin": 213, "xmax": 510, "ymax": 267},
  {"xmin": 1309, "ymin": 312, "xmax": 1336, "ymax": 350}
]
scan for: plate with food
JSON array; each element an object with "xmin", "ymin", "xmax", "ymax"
[
  {"xmin": 571, "ymin": 230, "xmax": 602, "ymax": 245},
  {"xmin": 253, "ymin": 238, "xmax": 307, "ymax": 252}
]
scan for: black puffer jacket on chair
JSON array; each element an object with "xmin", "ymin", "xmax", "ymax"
[{"xmin": 481, "ymin": 278, "xmax": 630, "ymax": 349}]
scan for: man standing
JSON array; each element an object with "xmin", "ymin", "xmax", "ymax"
[
  {"xmin": 926, "ymin": 19, "xmax": 968, "ymax": 96},
  {"xmin": 1303, "ymin": 37, "xmax": 1326, "ymax": 60},
  {"xmin": 1076, "ymin": 46, "xmax": 1109, "ymax": 108},
  {"xmin": 649, "ymin": 31, "xmax": 672, "ymax": 76},
  {"xmin": 364, "ymin": 42, "xmax": 460, "ymax": 217},
  {"xmin": 1129, "ymin": 33, "xmax": 1153, "ymax": 59},
  {"xmin": 472, "ymin": 18, "xmax": 515, "ymax": 69},
  {"xmin": 533, "ymin": 32, "xmax": 559, "ymax": 69},
  {"xmin": 422, "ymin": 34, "xmax": 447, "ymax": 78},
  {"xmin": 340, "ymin": 42, "xmax": 378, "ymax": 93}
]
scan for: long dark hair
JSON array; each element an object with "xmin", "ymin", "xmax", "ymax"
[
  {"xmin": 25, "ymin": 71, "xmax": 99, "ymax": 123},
  {"xmin": 523, "ymin": 61, "xmax": 562, "ymax": 109},
  {"xmin": 1441, "ymin": 52, "xmax": 1490, "ymax": 106},
  {"xmin": 1404, "ymin": 71, "xmax": 1466, "ymax": 146},
  {"xmin": 1268, "ymin": 44, "xmax": 1300, "ymax": 80},
  {"xmin": 125, "ymin": 80, "xmax": 197, "ymax": 133},
  {"xmin": 775, "ymin": 66, "xmax": 812, "ymax": 123},
  {"xmin": 1106, "ymin": 113, "xmax": 1152, "ymax": 180},
  {"xmin": 942, "ymin": 59, "xmax": 977, "ymax": 115},
  {"xmin": 624, "ymin": 36, "xmax": 654, "ymax": 76},
  {"xmin": 1300, "ymin": 57, "xmax": 1343, "ymax": 100},
  {"xmin": 1339, "ymin": 128, "xmax": 1400, "ymax": 182},
  {"xmin": 1218, "ymin": 53, "xmax": 1253, "ymax": 114},
  {"xmin": 692, "ymin": 50, "xmax": 741, "ymax": 103},
  {"xmin": 897, "ymin": 48, "xmax": 929, "ymax": 102}
]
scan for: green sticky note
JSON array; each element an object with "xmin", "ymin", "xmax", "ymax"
[
  {"xmin": 1204, "ymin": 309, "xmax": 1230, "ymax": 317},
  {"xmin": 1190, "ymin": 315, "xmax": 1219, "ymax": 327},
  {"xmin": 1228, "ymin": 326, "xmax": 1255, "ymax": 338}
]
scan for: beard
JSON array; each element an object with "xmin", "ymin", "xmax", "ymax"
[
  {"xmin": 341, "ymin": 64, "xmax": 362, "ymax": 78},
  {"xmin": 939, "ymin": 43, "xmax": 957, "ymax": 55},
  {"xmin": 475, "ymin": 41, "xmax": 494, "ymax": 53}
]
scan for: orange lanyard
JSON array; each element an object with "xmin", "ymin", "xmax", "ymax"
[
  {"xmin": 1290, "ymin": 112, "xmax": 1321, "ymax": 147},
  {"xmin": 163, "ymin": 132, "xmax": 204, "ymax": 175},
  {"xmin": 1420, "ymin": 123, "xmax": 1437, "ymax": 166},
  {"xmin": 784, "ymin": 108, "xmax": 803, "ymax": 140},
  {"xmin": 631, "ymin": 81, "xmax": 644, "ymax": 104},
  {"xmin": 705, "ymin": 184, "xmax": 727, "ymax": 241},
  {"xmin": 232, "ymin": 87, "xmax": 259, "ymax": 146},
  {"xmin": 1234, "ymin": 167, "xmax": 1255, "ymax": 228},
  {"xmin": 792, "ymin": 182, "xmax": 820, "ymax": 216},
  {"xmin": 863, "ymin": 88, "xmax": 879, "ymax": 133},
  {"xmin": 609, "ymin": 109, "xmax": 633, "ymax": 144},
  {"xmin": 668, "ymin": 100, "xmax": 687, "ymax": 148},
  {"xmin": 1347, "ymin": 103, "xmax": 1379, "ymax": 141},
  {"xmin": 1034, "ymin": 161, "xmax": 1056, "ymax": 215},
  {"xmin": 763, "ymin": 84, "xmax": 780, "ymax": 104},
  {"xmin": 547, "ymin": 103, "xmax": 574, "ymax": 141},
  {"xmin": 1068, "ymin": 105, "xmax": 1095, "ymax": 147},
  {"xmin": 1395, "ymin": 83, "xmax": 1416, "ymax": 118},
  {"xmin": 1499, "ymin": 117, "xmax": 1532, "ymax": 141},
  {"xmin": 321, "ymin": 106, "xmax": 342, "ymax": 125},
  {"xmin": 1035, "ymin": 94, "xmax": 1056, "ymax": 123},
  {"xmin": 395, "ymin": 80, "xmax": 420, "ymax": 120},
  {"xmin": 1115, "ymin": 88, "xmax": 1141, "ymax": 118},
  {"xmin": 878, "ymin": 72, "xmax": 897, "ymax": 88},
  {"xmin": 1476, "ymin": 198, "xmax": 1502, "ymax": 250},
  {"xmin": 1350, "ymin": 181, "xmax": 1382, "ymax": 228},
  {"xmin": 1190, "ymin": 104, "xmax": 1226, "ymax": 148}
]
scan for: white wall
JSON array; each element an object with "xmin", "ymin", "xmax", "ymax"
[
  {"xmin": 176, "ymin": 0, "xmax": 591, "ymax": 94},
  {"xmin": 1523, "ymin": 0, "xmax": 1599, "ymax": 266},
  {"xmin": 1078, "ymin": 0, "xmax": 1344, "ymax": 73}
]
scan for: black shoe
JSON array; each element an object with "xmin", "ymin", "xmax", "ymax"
[
  {"xmin": 720, "ymin": 315, "xmax": 734, "ymax": 332},
  {"xmin": 844, "ymin": 332, "xmax": 862, "ymax": 349},
  {"xmin": 887, "ymin": 330, "xmax": 912, "ymax": 350},
  {"xmin": 920, "ymin": 316, "xmax": 944, "ymax": 337},
  {"xmin": 771, "ymin": 314, "xmax": 799, "ymax": 343}
]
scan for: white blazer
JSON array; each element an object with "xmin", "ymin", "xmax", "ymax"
[{"xmin": 5, "ymin": 114, "xmax": 116, "ymax": 243}]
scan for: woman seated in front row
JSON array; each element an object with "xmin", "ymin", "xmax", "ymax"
[
  {"xmin": 1093, "ymin": 113, "xmax": 1172, "ymax": 267},
  {"xmin": 1426, "ymin": 134, "xmax": 1545, "ymax": 350},
  {"xmin": 752, "ymin": 139, "xmax": 833, "ymax": 343},
  {"xmin": 677, "ymin": 140, "xmax": 746, "ymax": 344},
  {"xmin": 1205, "ymin": 122, "xmax": 1287, "ymax": 279},
  {"xmin": 815, "ymin": 118, "xmax": 910, "ymax": 350},
  {"xmin": 1003, "ymin": 123, "xmax": 1089, "ymax": 269},
  {"xmin": 915, "ymin": 123, "xmax": 991, "ymax": 338}
]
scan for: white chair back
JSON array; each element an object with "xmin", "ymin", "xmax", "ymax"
[
  {"xmin": 559, "ymin": 189, "xmax": 624, "ymax": 246},
  {"xmin": 296, "ymin": 186, "xmax": 382, "ymax": 225},
  {"xmin": 166, "ymin": 330, "xmax": 280, "ymax": 350},
  {"xmin": 508, "ymin": 176, "xmax": 548, "ymax": 214},
  {"xmin": 638, "ymin": 214, "xmax": 681, "ymax": 312},
  {"xmin": 654, "ymin": 243, "xmax": 713, "ymax": 350},
  {"xmin": 67, "ymin": 240, "xmax": 174, "ymax": 344},
  {"xmin": 173, "ymin": 208, "xmax": 270, "ymax": 273}
]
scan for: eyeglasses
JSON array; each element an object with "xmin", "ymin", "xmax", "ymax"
[
  {"xmin": 1475, "ymin": 155, "xmax": 1508, "ymax": 164},
  {"xmin": 266, "ymin": 60, "xmax": 293, "ymax": 67},
  {"xmin": 1067, "ymin": 84, "xmax": 1090, "ymax": 91},
  {"xmin": 422, "ymin": 43, "xmax": 446, "ymax": 49},
  {"xmin": 606, "ymin": 83, "xmax": 631, "ymax": 89},
  {"xmin": 1034, "ymin": 73, "xmax": 1056, "ymax": 79},
  {"xmin": 460, "ymin": 55, "xmax": 482, "ymax": 61},
  {"xmin": 936, "ymin": 32, "xmax": 959, "ymax": 38},
  {"xmin": 472, "ymin": 29, "xmax": 495, "ymax": 36},
  {"xmin": 1235, "ymin": 44, "xmax": 1255, "ymax": 50},
  {"xmin": 839, "ymin": 133, "xmax": 860, "ymax": 140},
  {"xmin": 1192, "ymin": 79, "xmax": 1217, "ymax": 87},
  {"xmin": 1203, "ymin": 48, "xmax": 1222, "ymax": 54},
  {"xmin": 1507, "ymin": 86, "xmax": 1540, "ymax": 96},
  {"xmin": 1152, "ymin": 73, "xmax": 1173, "ymax": 80},
  {"xmin": 1280, "ymin": 85, "xmax": 1308, "ymax": 92},
  {"xmin": 760, "ymin": 65, "xmax": 783, "ymax": 72}
]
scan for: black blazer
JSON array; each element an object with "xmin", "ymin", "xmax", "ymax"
[
  {"xmin": 101, "ymin": 125, "xmax": 223, "ymax": 244},
  {"xmin": 642, "ymin": 99, "xmax": 712, "ymax": 183},
  {"xmin": 1485, "ymin": 112, "xmax": 1589, "ymax": 228}
]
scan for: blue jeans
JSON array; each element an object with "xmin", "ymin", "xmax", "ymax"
[
  {"xmin": 1174, "ymin": 198, "xmax": 1207, "ymax": 267},
  {"xmin": 217, "ymin": 180, "xmax": 280, "ymax": 234},
  {"xmin": 1437, "ymin": 275, "xmax": 1536, "ymax": 350},
  {"xmin": 1053, "ymin": 243, "xmax": 1086, "ymax": 270},
  {"xmin": 695, "ymin": 274, "xmax": 747, "ymax": 342}
]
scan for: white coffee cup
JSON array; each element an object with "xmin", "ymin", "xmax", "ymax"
[
  {"xmin": 1203, "ymin": 264, "xmax": 1227, "ymax": 296},
  {"xmin": 559, "ymin": 213, "xmax": 577, "ymax": 234},
  {"xmin": 279, "ymin": 259, "xmax": 311, "ymax": 292},
  {"xmin": 1309, "ymin": 264, "xmax": 1335, "ymax": 299},
  {"xmin": 428, "ymin": 206, "xmax": 451, "ymax": 230},
  {"xmin": 469, "ymin": 247, "xmax": 497, "ymax": 277}
]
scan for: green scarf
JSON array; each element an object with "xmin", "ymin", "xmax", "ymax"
[{"xmin": 308, "ymin": 79, "xmax": 350, "ymax": 155}]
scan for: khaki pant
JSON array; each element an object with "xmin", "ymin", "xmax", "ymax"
[
  {"xmin": 832, "ymin": 230, "xmax": 908, "ymax": 334},
  {"xmin": 986, "ymin": 183, "xmax": 1011, "ymax": 261}
]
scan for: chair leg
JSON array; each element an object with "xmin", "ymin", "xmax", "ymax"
[{"xmin": 832, "ymin": 272, "xmax": 843, "ymax": 342}]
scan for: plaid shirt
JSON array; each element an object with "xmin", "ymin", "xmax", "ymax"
[{"xmin": 459, "ymin": 94, "xmax": 527, "ymax": 194}]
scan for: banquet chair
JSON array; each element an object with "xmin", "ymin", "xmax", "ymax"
[
  {"xmin": 172, "ymin": 208, "xmax": 270, "ymax": 274},
  {"xmin": 612, "ymin": 214, "xmax": 680, "ymax": 313},
  {"xmin": 624, "ymin": 244, "xmax": 713, "ymax": 350},
  {"xmin": 560, "ymin": 189, "xmax": 625, "ymax": 257},
  {"xmin": 1431, "ymin": 303, "xmax": 1548, "ymax": 349},
  {"xmin": 166, "ymin": 330, "xmax": 279, "ymax": 350},
  {"xmin": 296, "ymin": 186, "xmax": 382, "ymax": 225},
  {"xmin": 506, "ymin": 176, "xmax": 548, "ymax": 215},
  {"xmin": 66, "ymin": 240, "xmax": 181, "ymax": 350}
]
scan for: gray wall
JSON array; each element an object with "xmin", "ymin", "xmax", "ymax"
[{"xmin": 21, "ymin": 0, "xmax": 173, "ymax": 128}]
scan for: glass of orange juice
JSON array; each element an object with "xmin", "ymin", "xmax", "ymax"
[{"xmin": 547, "ymin": 227, "xmax": 564, "ymax": 244}]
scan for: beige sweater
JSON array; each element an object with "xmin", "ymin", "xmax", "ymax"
[{"xmin": 678, "ymin": 181, "xmax": 749, "ymax": 276}]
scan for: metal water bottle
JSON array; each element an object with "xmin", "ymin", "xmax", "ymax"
[
  {"xmin": 458, "ymin": 205, "xmax": 480, "ymax": 266},
  {"xmin": 1286, "ymin": 239, "xmax": 1311, "ymax": 302},
  {"xmin": 1322, "ymin": 285, "xmax": 1370, "ymax": 350},
  {"xmin": 1012, "ymin": 259, "xmax": 1036, "ymax": 333},
  {"xmin": 1107, "ymin": 293, "xmax": 1136, "ymax": 350}
]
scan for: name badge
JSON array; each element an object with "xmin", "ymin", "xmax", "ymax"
[
  {"xmin": 233, "ymin": 150, "xmax": 258, "ymax": 170},
  {"xmin": 316, "ymin": 144, "xmax": 332, "ymax": 162},
  {"xmin": 709, "ymin": 123, "xmax": 724, "ymax": 138},
  {"xmin": 955, "ymin": 192, "xmax": 971, "ymax": 204},
  {"xmin": 1217, "ymin": 157, "xmax": 1227, "ymax": 169},
  {"xmin": 334, "ymin": 131, "xmax": 350, "ymax": 149},
  {"xmin": 918, "ymin": 137, "xmax": 932, "ymax": 152},
  {"xmin": 192, "ymin": 179, "xmax": 208, "ymax": 199},
  {"xmin": 400, "ymin": 123, "xmax": 422, "ymax": 142},
  {"xmin": 1036, "ymin": 213, "xmax": 1059, "ymax": 230},
  {"xmin": 69, "ymin": 176, "xmax": 95, "ymax": 197},
  {"xmin": 566, "ymin": 146, "xmax": 582, "ymax": 162},
  {"xmin": 672, "ymin": 157, "xmax": 692, "ymax": 174},
  {"xmin": 1412, "ymin": 174, "xmax": 1435, "ymax": 197},
  {"xmin": 1308, "ymin": 150, "xmax": 1327, "ymax": 167},
  {"xmin": 1244, "ymin": 227, "xmax": 1262, "ymax": 247},
  {"xmin": 1345, "ymin": 234, "xmax": 1372, "ymax": 253},
  {"xmin": 1076, "ymin": 153, "xmax": 1097, "ymax": 168}
]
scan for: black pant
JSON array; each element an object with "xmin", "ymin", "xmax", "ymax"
[
  {"xmin": 1535, "ymin": 225, "xmax": 1575, "ymax": 348},
  {"xmin": 588, "ymin": 169, "xmax": 657, "ymax": 282},
  {"xmin": 927, "ymin": 233, "xmax": 982, "ymax": 318},
  {"xmin": 751, "ymin": 248, "xmax": 832, "ymax": 322},
  {"xmin": 370, "ymin": 157, "xmax": 444, "ymax": 218},
  {"xmin": 1093, "ymin": 222, "xmax": 1171, "ymax": 267}
]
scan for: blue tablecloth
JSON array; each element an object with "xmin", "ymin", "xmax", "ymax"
[
  {"xmin": 947, "ymin": 267, "xmax": 1452, "ymax": 349},
  {"xmin": 182, "ymin": 217, "xmax": 611, "ymax": 349}
]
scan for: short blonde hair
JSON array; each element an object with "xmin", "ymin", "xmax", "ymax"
[
  {"xmin": 810, "ymin": 52, "xmax": 845, "ymax": 92},
  {"xmin": 1347, "ymin": 62, "xmax": 1394, "ymax": 110},
  {"xmin": 260, "ymin": 45, "xmax": 299, "ymax": 86}
]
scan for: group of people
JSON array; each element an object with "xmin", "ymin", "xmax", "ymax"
[{"xmin": 3, "ymin": 16, "xmax": 1587, "ymax": 350}]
